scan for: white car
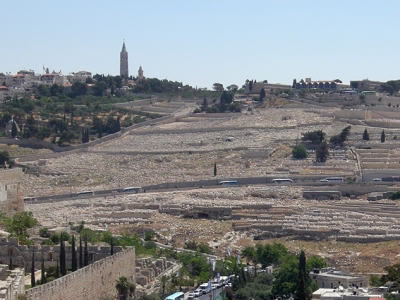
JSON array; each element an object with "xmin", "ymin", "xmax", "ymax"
[
  {"xmin": 187, "ymin": 293, "xmax": 195, "ymax": 299},
  {"xmin": 319, "ymin": 179, "xmax": 328, "ymax": 182},
  {"xmin": 193, "ymin": 290, "xmax": 202, "ymax": 297},
  {"xmin": 212, "ymin": 284, "xmax": 218, "ymax": 290},
  {"xmin": 372, "ymin": 178, "xmax": 382, "ymax": 182}
]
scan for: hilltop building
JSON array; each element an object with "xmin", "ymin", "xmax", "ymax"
[
  {"xmin": 350, "ymin": 79, "xmax": 384, "ymax": 92},
  {"xmin": 293, "ymin": 78, "xmax": 350, "ymax": 90},
  {"xmin": 120, "ymin": 40, "xmax": 129, "ymax": 79},
  {"xmin": 245, "ymin": 81, "xmax": 291, "ymax": 94}
]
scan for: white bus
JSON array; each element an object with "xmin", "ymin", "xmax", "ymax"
[
  {"xmin": 123, "ymin": 187, "xmax": 142, "ymax": 193},
  {"xmin": 219, "ymin": 181, "xmax": 238, "ymax": 186},
  {"xmin": 164, "ymin": 292, "xmax": 184, "ymax": 300},
  {"xmin": 76, "ymin": 191, "xmax": 94, "ymax": 197},
  {"xmin": 325, "ymin": 177, "xmax": 344, "ymax": 183},
  {"xmin": 23, "ymin": 197, "xmax": 37, "ymax": 202},
  {"xmin": 271, "ymin": 178, "xmax": 293, "ymax": 184}
]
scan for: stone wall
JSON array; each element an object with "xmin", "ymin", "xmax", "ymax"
[
  {"xmin": 25, "ymin": 247, "xmax": 135, "ymax": 300},
  {"xmin": 0, "ymin": 237, "xmax": 123, "ymax": 272}
]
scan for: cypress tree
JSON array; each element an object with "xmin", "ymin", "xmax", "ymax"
[
  {"xmin": 363, "ymin": 128, "xmax": 369, "ymax": 141},
  {"xmin": 72, "ymin": 235, "xmax": 77, "ymax": 271},
  {"xmin": 41, "ymin": 254, "xmax": 47, "ymax": 284},
  {"xmin": 116, "ymin": 116, "xmax": 121, "ymax": 132},
  {"xmin": 84, "ymin": 238, "xmax": 89, "ymax": 266},
  {"xmin": 294, "ymin": 250, "xmax": 310, "ymax": 300},
  {"xmin": 381, "ymin": 130, "xmax": 386, "ymax": 143},
  {"xmin": 79, "ymin": 236, "xmax": 83, "ymax": 269},
  {"xmin": 214, "ymin": 162, "xmax": 217, "ymax": 177},
  {"xmin": 31, "ymin": 250, "xmax": 35, "ymax": 287},
  {"xmin": 259, "ymin": 88, "xmax": 266, "ymax": 102},
  {"xmin": 56, "ymin": 260, "xmax": 59, "ymax": 279},
  {"xmin": 11, "ymin": 121, "xmax": 17, "ymax": 138},
  {"xmin": 60, "ymin": 232, "xmax": 66, "ymax": 276},
  {"xmin": 70, "ymin": 109, "xmax": 74, "ymax": 126},
  {"xmin": 9, "ymin": 257, "xmax": 13, "ymax": 270},
  {"xmin": 110, "ymin": 237, "xmax": 114, "ymax": 255}
]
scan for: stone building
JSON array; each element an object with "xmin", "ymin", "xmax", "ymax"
[
  {"xmin": 310, "ymin": 267, "xmax": 367, "ymax": 289},
  {"xmin": 0, "ymin": 168, "xmax": 24, "ymax": 215},
  {"xmin": 120, "ymin": 40, "xmax": 129, "ymax": 79}
]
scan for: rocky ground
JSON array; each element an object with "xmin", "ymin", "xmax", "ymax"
[{"xmin": 19, "ymin": 104, "xmax": 400, "ymax": 275}]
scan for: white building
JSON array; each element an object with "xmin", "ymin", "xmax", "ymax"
[{"xmin": 310, "ymin": 268, "xmax": 367, "ymax": 289}]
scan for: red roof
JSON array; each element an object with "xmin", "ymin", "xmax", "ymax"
[{"xmin": 0, "ymin": 86, "xmax": 8, "ymax": 90}]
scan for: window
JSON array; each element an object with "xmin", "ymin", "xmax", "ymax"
[
  {"xmin": 331, "ymin": 283, "xmax": 333, "ymax": 288},
  {"xmin": 322, "ymin": 282, "xmax": 325, "ymax": 288}
]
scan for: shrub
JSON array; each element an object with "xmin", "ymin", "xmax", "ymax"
[{"xmin": 292, "ymin": 145, "xmax": 308, "ymax": 159}]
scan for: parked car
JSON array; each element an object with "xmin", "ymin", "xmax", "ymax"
[
  {"xmin": 187, "ymin": 293, "xmax": 195, "ymax": 299},
  {"xmin": 372, "ymin": 178, "xmax": 382, "ymax": 182},
  {"xmin": 193, "ymin": 289, "xmax": 202, "ymax": 297}
]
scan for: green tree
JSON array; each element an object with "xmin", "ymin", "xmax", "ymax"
[
  {"xmin": 201, "ymin": 97, "xmax": 208, "ymax": 111},
  {"xmin": 84, "ymin": 238, "xmax": 89, "ymax": 266},
  {"xmin": 301, "ymin": 130, "xmax": 325, "ymax": 144},
  {"xmin": 292, "ymin": 145, "xmax": 308, "ymax": 159},
  {"xmin": 369, "ymin": 275, "xmax": 381, "ymax": 287},
  {"xmin": 381, "ymin": 130, "xmax": 386, "ymax": 143},
  {"xmin": 60, "ymin": 232, "xmax": 66, "ymax": 276},
  {"xmin": 56, "ymin": 260, "xmax": 59, "ymax": 278},
  {"xmin": 49, "ymin": 84, "xmax": 64, "ymax": 97},
  {"xmin": 71, "ymin": 81, "xmax": 87, "ymax": 96},
  {"xmin": 3, "ymin": 212, "xmax": 38, "ymax": 245},
  {"xmin": 79, "ymin": 236, "xmax": 83, "ymax": 269},
  {"xmin": 316, "ymin": 141, "xmax": 329, "ymax": 162},
  {"xmin": 144, "ymin": 232, "xmax": 154, "ymax": 241},
  {"xmin": 213, "ymin": 83, "xmax": 224, "ymax": 92},
  {"xmin": 330, "ymin": 126, "xmax": 351, "ymax": 146},
  {"xmin": 214, "ymin": 162, "xmax": 217, "ymax": 176},
  {"xmin": 363, "ymin": 128, "xmax": 370, "ymax": 141},
  {"xmin": 92, "ymin": 81, "xmax": 108, "ymax": 96},
  {"xmin": 295, "ymin": 251, "xmax": 310, "ymax": 300},
  {"xmin": 31, "ymin": 250, "xmax": 35, "ymax": 288},
  {"xmin": 11, "ymin": 121, "xmax": 17, "ymax": 138},
  {"xmin": 116, "ymin": 276, "xmax": 129, "ymax": 300},
  {"xmin": 71, "ymin": 235, "xmax": 77, "ymax": 272},
  {"xmin": 0, "ymin": 151, "xmax": 10, "ymax": 166},
  {"xmin": 381, "ymin": 264, "xmax": 400, "ymax": 286},
  {"xmin": 157, "ymin": 275, "xmax": 170, "ymax": 299}
]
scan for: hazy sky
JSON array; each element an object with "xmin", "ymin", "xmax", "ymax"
[{"xmin": 2, "ymin": 1, "xmax": 400, "ymax": 89}]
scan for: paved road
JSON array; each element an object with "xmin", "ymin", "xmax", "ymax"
[
  {"xmin": 32, "ymin": 176, "xmax": 348, "ymax": 202},
  {"xmin": 187, "ymin": 286, "xmax": 225, "ymax": 300}
]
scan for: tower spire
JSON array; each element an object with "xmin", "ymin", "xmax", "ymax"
[{"xmin": 120, "ymin": 40, "xmax": 129, "ymax": 79}]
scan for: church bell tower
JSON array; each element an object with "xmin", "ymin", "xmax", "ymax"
[{"xmin": 120, "ymin": 40, "xmax": 129, "ymax": 79}]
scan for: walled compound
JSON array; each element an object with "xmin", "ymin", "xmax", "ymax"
[{"xmin": 0, "ymin": 237, "xmax": 123, "ymax": 272}]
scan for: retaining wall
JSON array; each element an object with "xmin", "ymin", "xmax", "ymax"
[{"xmin": 25, "ymin": 247, "xmax": 135, "ymax": 300}]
